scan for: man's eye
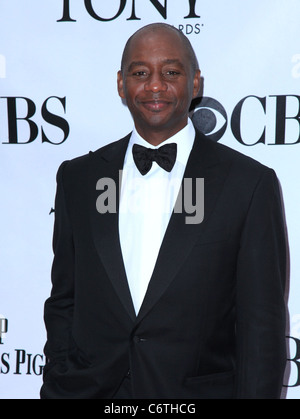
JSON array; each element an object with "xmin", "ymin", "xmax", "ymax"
[
  {"xmin": 133, "ymin": 71, "xmax": 147, "ymax": 77},
  {"xmin": 166, "ymin": 71, "xmax": 180, "ymax": 76}
]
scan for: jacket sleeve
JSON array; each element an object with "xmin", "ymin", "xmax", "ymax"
[
  {"xmin": 43, "ymin": 161, "xmax": 75, "ymax": 367},
  {"xmin": 235, "ymin": 168, "xmax": 287, "ymax": 399}
]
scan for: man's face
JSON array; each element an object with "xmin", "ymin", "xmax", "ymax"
[{"xmin": 118, "ymin": 29, "xmax": 201, "ymax": 143}]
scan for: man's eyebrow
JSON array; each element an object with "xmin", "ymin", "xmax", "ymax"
[
  {"xmin": 127, "ymin": 61, "xmax": 148, "ymax": 72},
  {"xmin": 127, "ymin": 59, "xmax": 185, "ymax": 73},
  {"xmin": 162, "ymin": 59, "xmax": 185, "ymax": 68}
]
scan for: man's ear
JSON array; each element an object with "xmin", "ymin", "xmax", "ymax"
[
  {"xmin": 117, "ymin": 70, "xmax": 125, "ymax": 99},
  {"xmin": 192, "ymin": 70, "xmax": 201, "ymax": 99}
]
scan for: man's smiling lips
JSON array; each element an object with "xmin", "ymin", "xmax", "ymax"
[{"xmin": 139, "ymin": 99, "xmax": 172, "ymax": 112}]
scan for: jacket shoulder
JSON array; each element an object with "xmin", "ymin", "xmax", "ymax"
[
  {"xmin": 196, "ymin": 130, "xmax": 273, "ymax": 177},
  {"xmin": 56, "ymin": 134, "xmax": 131, "ymax": 181}
]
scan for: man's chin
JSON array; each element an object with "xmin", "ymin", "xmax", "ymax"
[{"xmin": 138, "ymin": 111, "xmax": 178, "ymax": 131}]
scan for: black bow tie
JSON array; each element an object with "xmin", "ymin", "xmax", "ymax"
[{"xmin": 132, "ymin": 143, "xmax": 177, "ymax": 176}]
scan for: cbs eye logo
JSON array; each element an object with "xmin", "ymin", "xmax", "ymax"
[
  {"xmin": 191, "ymin": 97, "xmax": 227, "ymax": 142},
  {"xmin": 190, "ymin": 95, "xmax": 300, "ymax": 146}
]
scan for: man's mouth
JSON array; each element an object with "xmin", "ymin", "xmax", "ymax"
[{"xmin": 140, "ymin": 100, "xmax": 171, "ymax": 112}]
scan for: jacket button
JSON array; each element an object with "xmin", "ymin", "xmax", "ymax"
[{"xmin": 133, "ymin": 335, "xmax": 146, "ymax": 343}]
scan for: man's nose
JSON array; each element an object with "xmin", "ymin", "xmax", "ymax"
[{"xmin": 145, "ymin": 73, "xmax": 168, "ymax": 93}]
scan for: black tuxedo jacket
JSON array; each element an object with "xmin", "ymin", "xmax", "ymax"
[{"xmin": 41, "ymin": 131, "xmax": 287, "ymax": 399}]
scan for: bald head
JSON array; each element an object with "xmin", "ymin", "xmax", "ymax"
[{"xmin": 121, "ymin": 23, "xmax": 199, "ymax": 76}]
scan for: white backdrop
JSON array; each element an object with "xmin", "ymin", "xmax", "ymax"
[{"xmin": 0, "ymin": 0, "xmax": 299, "ymax": 399}]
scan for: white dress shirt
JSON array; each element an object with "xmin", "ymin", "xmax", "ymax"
[{"xmin": 118, "ymin": 119, "xmax": 196, "ymax": 314}]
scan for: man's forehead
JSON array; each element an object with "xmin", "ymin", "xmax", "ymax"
[
  {"xmin": 126, "ymin": 29, "xmax": 187, "ymax": 63},
  {"xmin": 121, "ymin": 24, "xmax": 198, "ymax": 75},
  {"xmin": 131, "ymin": 26, "xmax": 182, "ymax": 45}
]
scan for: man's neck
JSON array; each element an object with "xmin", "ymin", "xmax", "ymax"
[{"xmin": 134, "ymin": 119, "xmax": 189, "ymax": 146}]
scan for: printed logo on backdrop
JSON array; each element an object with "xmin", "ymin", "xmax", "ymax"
[
  {"xmin": 58, "ymin": 0, "xmax": 204, "ymax": 35},
  {"xmin": 0, "ymin": 315, "xmax": 8, "ymax": 344},
  {"xmin": 190, "ymin": 95, "xmax": 300, "ymax": 146},
  {"xmin": 0, "ymin": 316, "xmax": 46, "ymax": 376},
  {"xmin": 285, "ymin": 336, "xmax": 300, "ymax": 388},
  {"xmin": 284, "ymin": 315, "xmax": 300, "ymax": 389},
  {"xmin": 0, "ymin": 96, "xmax": 70, "ymax": 145},
  {"xmin": 2, "ymin": 94, "xmax": 300, "ymax": 146}
]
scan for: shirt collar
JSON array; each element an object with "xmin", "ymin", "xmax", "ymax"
[{"xmin": 127, "ymin": 118, "xmax": 195, "ymax": 167}]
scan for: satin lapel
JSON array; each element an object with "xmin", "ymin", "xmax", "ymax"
[
  {"xmin": 136, "ymin": 132, "xmax": 232, "ymax": 324},
  {"xmin": 89, "ymin": 135, "xmax": 136, "ymax": 322}
]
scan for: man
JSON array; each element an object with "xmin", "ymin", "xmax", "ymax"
[{"xmin": 41, "ymin": 23, "xmax": 287, "ymax": 399}]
